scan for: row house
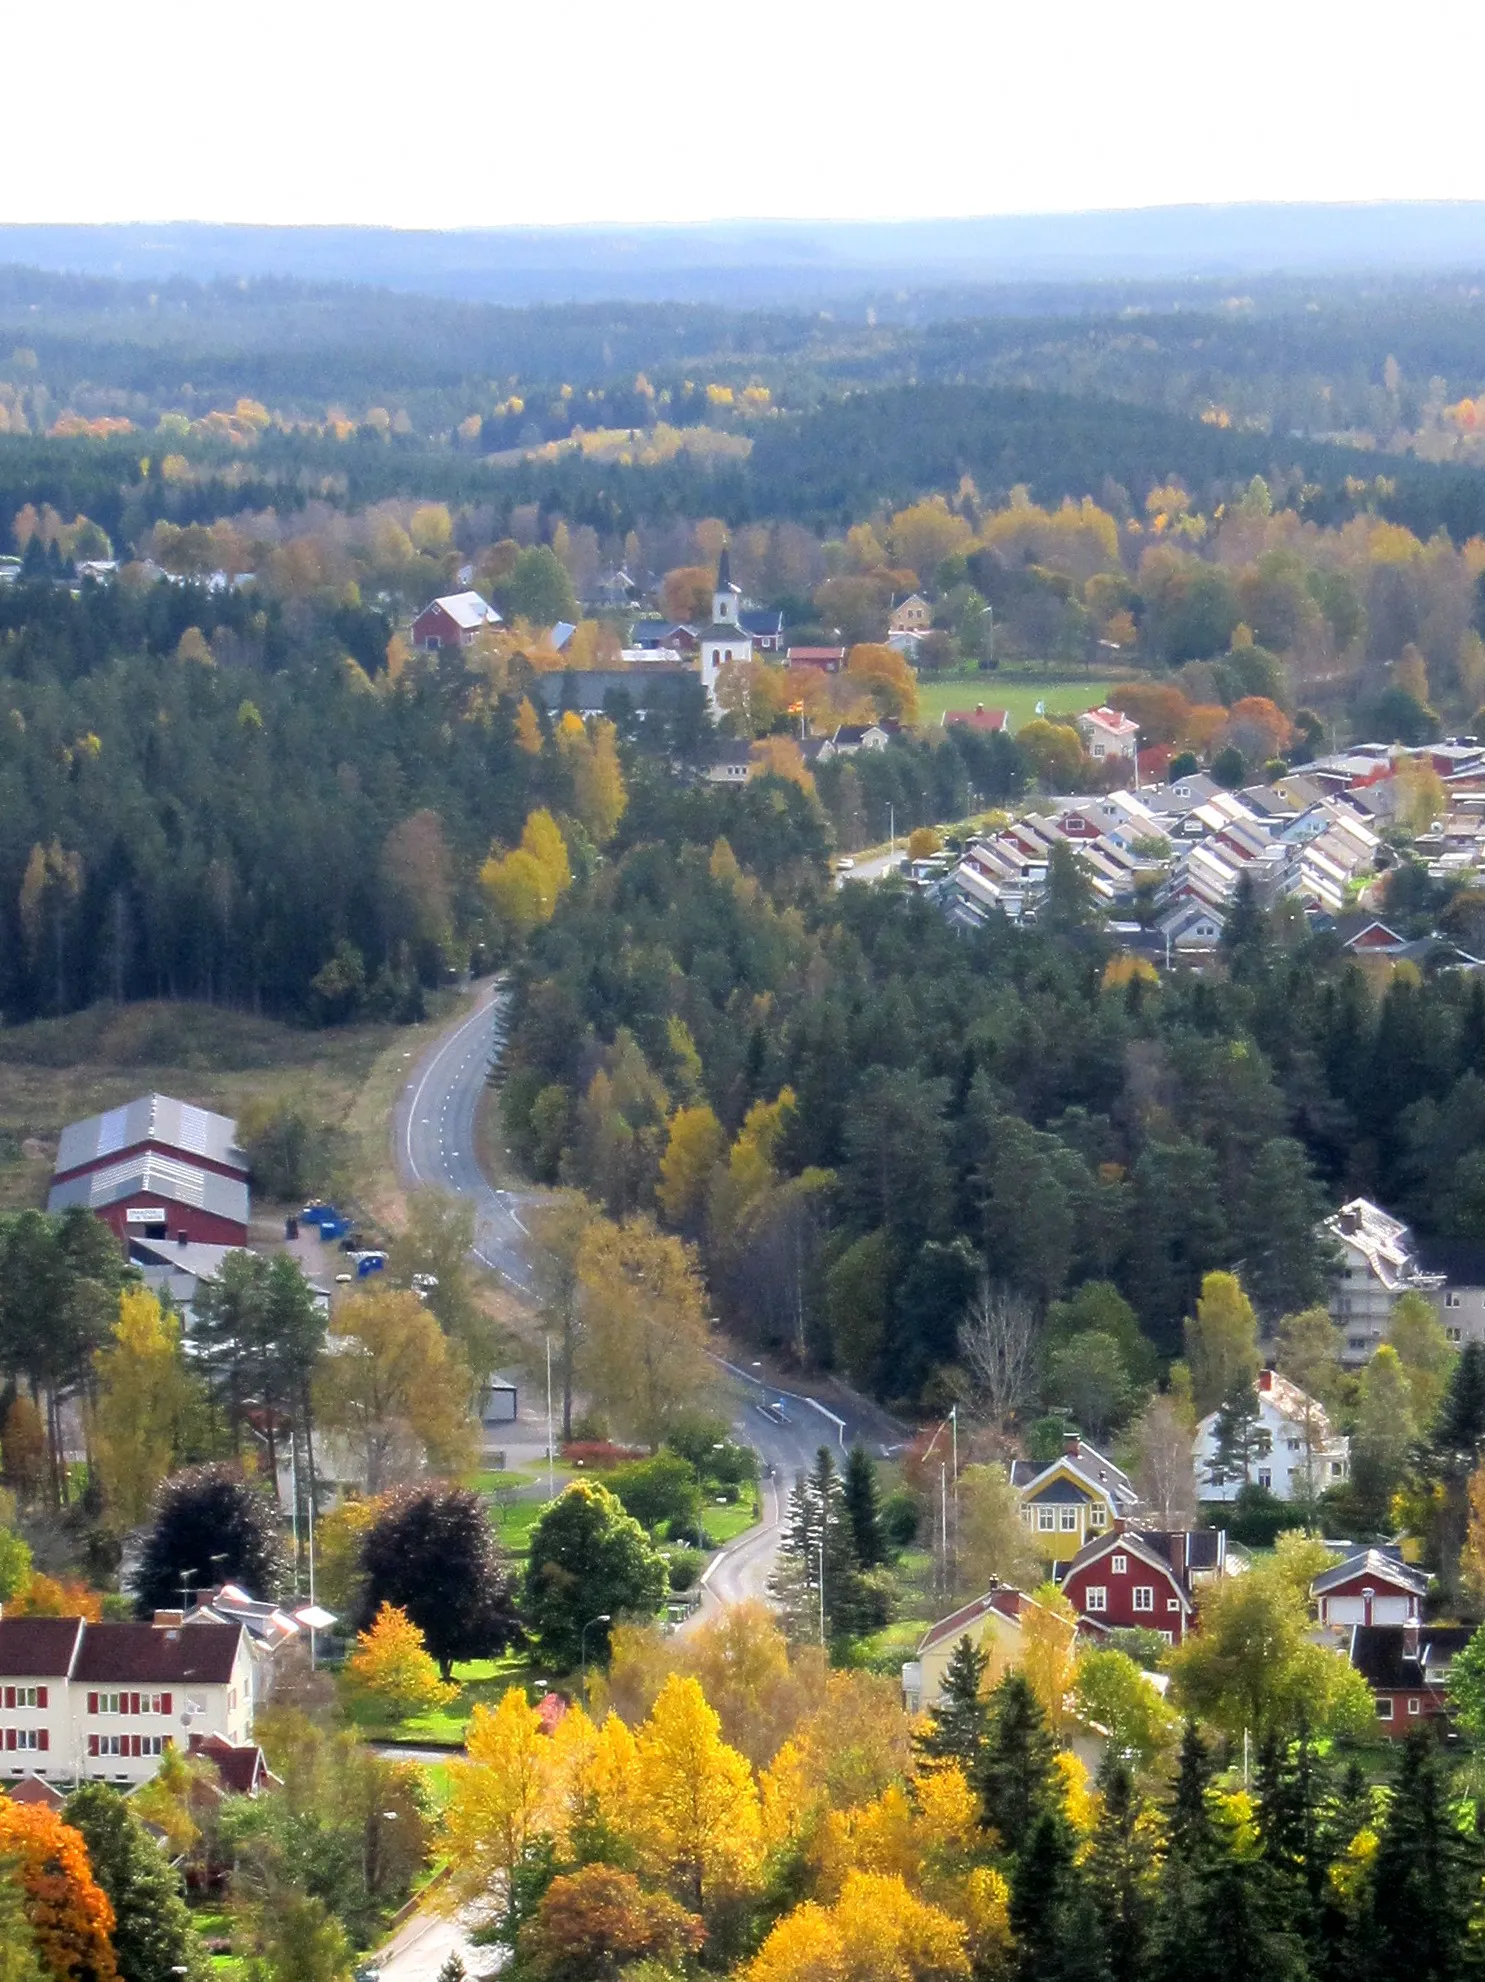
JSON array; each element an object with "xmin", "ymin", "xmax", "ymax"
[{"xmin": 0, "ymin": 1615, "xmax": 253, "ymax": 1787}]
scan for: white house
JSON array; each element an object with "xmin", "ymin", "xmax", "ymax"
[
  {"xmin": 1194, "ymin": 1368, "xmax": 1349, "ymax": 1502},
  {"xmin": 1325, "ymin": 1198, "xmax": 1444, "ymax": 1365},
  {"xmin": 697, "ymin": 550, "xmax": 753, "ymax": 711},
  {"xmin": 1075, "ymin": 706, "xmax": 1140, "ymax": 762},
  {"xmin": 0, "ymin": 1615, "xmax": 255, "ymax": 1788}
]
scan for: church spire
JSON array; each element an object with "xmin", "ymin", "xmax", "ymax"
[{"xmin": 717, "ymin": 546, "xmax": 731, "ymax": 592}]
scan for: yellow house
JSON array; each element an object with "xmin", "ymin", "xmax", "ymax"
[
  {"xmin": 889, "ymin": 592, "xmax": 932, "ymax": 634},
  {"xmin": 901, "ymin": 1585, "xmax": 1057, "ymax": 1714},
  {"xmin": 1012, "ymin": 1436, "xmax": 1139, "ymax": 1566}
]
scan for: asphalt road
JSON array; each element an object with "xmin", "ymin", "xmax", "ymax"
[
  {"xmin": 392, "ymin": 983, "xmax": 900, "ymax": 1607},
  {"xmin": 394, "ymin": 979, "xmax": 537, "ymax": 1298}
]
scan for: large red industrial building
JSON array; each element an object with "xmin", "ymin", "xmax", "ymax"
[{"xmin": 47, "ymin": 1094, "xmax": 250, "ymax": 1248}]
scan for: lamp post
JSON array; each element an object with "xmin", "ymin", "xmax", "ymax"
[{"xmin": 581, "ymin": 1613, "xmax": 611, "ymax": 1711}]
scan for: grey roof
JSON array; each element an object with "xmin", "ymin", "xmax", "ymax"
[
  {"xmin": 740, "ymin": 608, "xmax": 784, "ymax": 637},
  {"xmin": 48, "ymin": 1151, "xmax": 250, "ymax": 1226},
  {"xmin": 56, "ymin": 1093, "xmax": 244, "ymax": 1179},
  {"xmin": 531, "ymin": 668, "xmax": 697, "ymax": 715},
  {"xmin": 1312, "ymin": 1547, "xmax": 1428, "ymax": 1598}
]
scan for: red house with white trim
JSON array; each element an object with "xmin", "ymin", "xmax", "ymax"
[
  {"xmin": 48, "ymin": 1094, "xmax": 249, "ymax": 1248},
  {"xmin": 1060, "ymin": 1526, "xmax": 1231, "ymax": 1646},
  {"xmin": 1310, "ymin": 1547, "xmax": 1427, "ymax": 1630},
  {"xmin": 410, "ymin": 591, "xmax": 501, "ymax": 651}
]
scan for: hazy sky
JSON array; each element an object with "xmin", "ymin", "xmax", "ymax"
[{"xmin": 14, "ymin": 0, "xmax": 1485, "ymax": 227}]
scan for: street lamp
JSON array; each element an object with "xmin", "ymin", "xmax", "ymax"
[{"xmin": 581, "ymin": 1614, "xmax": 612, "ymax": 1711}]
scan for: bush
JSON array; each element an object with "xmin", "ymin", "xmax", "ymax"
[
  {"xmin": 880, "ymin": 1489, "xmax": 921, "ymax": 1550},
  {"xmin": 1204, "ymin": 1483, "xmax": 1290, "ymax": 1548},
  {"xmin": 607, "ymin": 1453, "xmax": 702, "ymax": 1533},
  {"xmin": 560, "ymin": 1440, "xmax": 643, "ymax": 1471},
  {"xmin": 667, "ymin": 1549, "xmax": 706, "ymax": 1592}
]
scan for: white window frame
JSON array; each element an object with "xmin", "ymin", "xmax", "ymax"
[
  {"xmin": 1167, "ymin": 1598, "xmax": 1181, "ymax": 1612},
  {"xmin": 1088, "ymin": 1503, "xmax": 1107, "ymax": 1529},
  {"xmin": 1111, "ymin": 1553, "xmax": 1128, "ymax": 1576},
  {"xmin": 1408, "ymin": 1698, "xmax": 1422, "ymax": 1715},
  {"xmin": 1059, "ymin": 1507, "xmax": 1079, "ymax": 1532},
  {"xmin": 1085, "ymin": 1586, "xmax": 1107, "ymax": 1614},
  {"xmin": 1132, "ymin": 1586, "xmax": 1155, "ymax": 1613},
  {"xmin": 1037, "ymin": 1506, "xmax": 1056, "ymax": 1532},
  {"xmin": 1376, "ymin": 1698, "xmax": 1394, "ymax": 1721}
]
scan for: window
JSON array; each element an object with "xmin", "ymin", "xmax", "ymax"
[
  {"xmin": 1085, "ymin": 1586, "xmax": 1107, "ymax": 1613},
  {"xmin": 1088, "ymin": 1504, "xmax": 1107, "ymax": 1529},
  {"xmin": 1257, "ymin": 1469, "xmax": 1272, "ymax": 1489},
  {"xmin": 88, "ymin": 1692, "xmax": 170, "ymax": 1717},
  {"xmin": 1111, "ymin": 1554, "xmax": 1127, "ymax": 1575},
  {"xmin": 1408, "ymin": 1698, "xmax": 1422, "ymax": 1716},
  {"xmin": 1059, "ymin": 1507, "xmax": 1079, "ymax": 1532},
  {"xmin": 88, "ymin": 1734, "xmax": 167, "ymax": 1760},
  {"xmin": 1, "ymin": 1688, "xmax": 43, "ymax": 1709},
  {"xmin": 1447, "ymin": 1291, "xmax": 1462, "ymax": 1308},
  {"xmin": 1037, "ymin": 1506, "xmax": 1056, "ymax": 1532},
  {"xmin": 1167, "ymin": 1598, "xmax": 1181, "ymax": 1612},
  {"xmin": 1448, "ymin": 1328, "xmax": 1463, "ymax": 1344},
  {"xmin": 1330, "ymin": 1462, "xmax": 1345, "ymax": 1477},
  {"xmin": 2, "ymin": 1729, "xmax": 44, "ymax": 1752},
  {"xmin": 1348, "ymin": 1336, "xmax": 1368, "ymax": 1352},
  {"xmin": 1133, "ymin": 1586, "xmax": 1155, "ymax": 1613},
  {"xmin": 1159, "ymin": 1630, "xmax": 1174, "ymax": 1645},
  {"xmin": 1376, "ymin": 1698, "xmax": 1394, "ymax": 1721}
]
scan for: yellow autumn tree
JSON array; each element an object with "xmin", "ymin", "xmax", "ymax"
[
  {"xmin": 656, "ymin": 1105, "xmax": 727, "ymax": 1230},
  {"xmin": 576, "ymin": 1217, "xmax": 715, "ymax": 1451},
  {"xmin": 92, "ymin": 1286, "xmax": 196, "ymax": 1529},
  {"xmin": 557, "ymin": 712, "xmax": 627, "ymax": 843},
  {"xmin": 343, "ymin": 1603, "xmax": 456, "ymax": 1724},
  {"xmin": 1020, "ymin": 1585, "xmax": 1080, "ymax": 1740},
  {"xmin": 444, "ymin": 1686, "xmax": 556, "ymax": 1927},
  {"xmin": 1462, "ymin": 1460, "xmax": 1485, "ymax": 1611},
  {"xmin": 514, "ymin": 695, "xmax": 543, "ymax": 754},
  {"xmin": 746, "ymin": 1870, "xmax": 969, "ymax": 1982},
  {"xmin": 481, "ymin": 808, "xmax": 573, "ymax": 939},
  {"xmin": 547, "ymin": 1702, "xmax": 641, "ymax": 1862},
  {"xmin": 635, "ymin": 1674, "xmax": 763, "ymax": 1910}
]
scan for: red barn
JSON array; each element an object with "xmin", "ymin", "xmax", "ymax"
[
  {"xmin": 1061, "ymin": 1527, "xmax": 1230, "ymax": 1646},
  {"xmin": 48, "ymin": 1094, "xmax": 249, "ymax": 1248},
  {"xmin": 1311, "ymin": 1547, "xmax": 1427, "ymax": 1630},
  {"xmin": 410, "ymin": 591, "xmax": 501, "ymax": 652}
]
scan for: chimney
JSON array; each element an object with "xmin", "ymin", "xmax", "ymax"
[
  {"xmin": 177, "ymin": 1230, "xmax": 189, "ymax": 1247},
  {"xmin": 1257, "ymin": 1368, "xmax": 1274, "ymax": 1392},
  {"xmin": 152, "ymin": 1609, "xmax": 185, "ymax": 1629},
  {"xmin": 1339, "ymin": 1207, "xmax": 1359, "ymax": 1235},
  {"xmin": 1064, "ymin": 1435, "xmax": 1081, "ymax": 1460}
]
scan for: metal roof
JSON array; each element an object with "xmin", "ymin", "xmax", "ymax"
[
  {"xmin": 48, "ymin": 1151, "xmax": 249, "ymax": 1226},
  {"xmin": 422, "ymin": 590, "xmax": 500, "ymax": 631},
  {"xmin": 55, "ymin": 1093, "xmax": 244, "ymax": 1178}
]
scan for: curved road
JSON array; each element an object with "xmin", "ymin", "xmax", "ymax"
[{"xmin": 391, "ymin": 981, "xmax": 898, "ymax": 1614}]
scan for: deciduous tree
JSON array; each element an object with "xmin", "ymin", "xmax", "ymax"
[
  {"xmin": 62, "ymin": 1784, "xmax": 206, "ymax": 1982},
  {"xmin": 575, "ymin": 1217, "xmax": 714, "ymax": 1452},
  {"xmin": 343, "ymin": 1602, "xmax": 457, "ymax": 1724},
  {"xmin": 0, "ymin": 1803, "xmax": 117, "ymax": 1982},
  {"xmin": 635, "ymin": 1675, "xmax": 762, "ymax": 1910},
  {"xmin": 525, "ymin": 1481, "xmax": 667, "ymax": 1667},
  {"xmin": 314, "ymin": 1287, "xmax": 474, "ymax": 1494},
  {"xmin": 91, "ymin": 1288, "xmax": 198, "ymax": 1531},
  {"xmin": 134, "ymin": 1464, "xmax": 285, "ymax": 1616},
  {"xmin": 358, "ymin": 1483, "xmax": 521, "ymax": 1679}
]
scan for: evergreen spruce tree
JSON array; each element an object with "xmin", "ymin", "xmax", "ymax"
[
  {"xmin": 1365, "ymin": 1730, "xmax": 1481, "ymax": 1982},
  {"xmin": 1010, "ymin": 1806, "xmax": 1108, "ymax": 1982},
  {"xmin": 915, "ymin": 1632, "xmax": 991, "ymax": 1769},
  {"xmin": 1254, "ymin": 1719, "xmax": 1333, "ymax": 1950},
  {"xmin": 1187, "ymin": 1810, "xmax": 1308, "ymax": 1982},
  {"xmin": 1204, "ymin": 1380, "xmax": 1271, "ymax": 1492},
  {"xmin": 843, "ymin": 1441, "xmax": 886, "ymax": 1567},
  {"xmin": 1150, "ymin": 1721, "xmax": 1217, "ymax": 1982},
  {"xmin": 978, "ymin": 1670, "xmax": 1059, "ymax": 1846},
  {"xmin": 768, "ymin": 1447, "xmax": 881, "ymax": 1646},
  {"xmin": 1084, "ymin": 1755, "xmax": 1160, "ymax": 1982}
]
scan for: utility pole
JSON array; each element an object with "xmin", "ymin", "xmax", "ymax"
[
  {"xmin": 545, "ymin": 1335, "xmax": 555, "ymax": 1500},
  {"xmin": 889, "ymin": 804, "xmax": 896, "ymax": 865}
]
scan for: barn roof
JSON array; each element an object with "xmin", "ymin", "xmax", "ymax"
[{"xmin": 55, "ymin": 1093, "xmax": 243, "ymax": 1179}]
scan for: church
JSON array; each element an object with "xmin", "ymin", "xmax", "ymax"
[{"xmin": 697, "ymin": 549, "xmax": 753, "ymax": 710}]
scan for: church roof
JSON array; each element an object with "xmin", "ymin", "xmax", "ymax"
[{"xmin": 717, "ymin": 548, "xmax": 732, "ymax": 592}]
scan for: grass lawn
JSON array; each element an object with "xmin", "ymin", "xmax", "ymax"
[
  {"xmin": 356, "ymin": 1651, "xmax": 535, "ymax": 1746},
  {"xmin": 704, "ymin": 1496, "xmax": 761, "ymax": 1545},
  {"xmin": 0, "ymin": 992, "xmax": 460, "ymax": 1214},
  {"xmin": 915, "ymin": 672, "xmax": 1114, "ymax": 731}
]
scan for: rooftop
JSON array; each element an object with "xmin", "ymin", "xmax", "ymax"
[
  {"xmin": 55, "ymin": 1093, "xmax": 244, "ymax": 1180},
  {"xmin": 421, "ymin": 590, "xmax": 500, "ymax": 631},
  {"xmin": 48, "ymin": 1152, "xmax": 250, "ymax": 1227}
]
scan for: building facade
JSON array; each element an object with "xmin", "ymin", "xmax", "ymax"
[
  {"xmin": 1193, "ymin": 1368, "xmax": 1350, "ymax": 1502},
  {"xmin": 697, "ymin": 551, "xmax": 753, "ymax": 710},
  {"xmin": 1012, "ymin": 1438, "xmax": 1140, "ymax": 1565},
  {"xmin": 410, "ymin": 591, "xmax": 501, "ymax": 651},
  {"xmin": 48, "ymin": 1095, "xmax": 250, "ymax": 1248}
]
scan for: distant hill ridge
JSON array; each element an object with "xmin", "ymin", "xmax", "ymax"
[{"xmin": 8, "ymin": 204, "xmax": 1485, "ymax": 304}]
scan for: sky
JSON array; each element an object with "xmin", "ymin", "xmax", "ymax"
[{"xmin": 13, "ymin": 0, "xmax": 1485, "ymax": 229}]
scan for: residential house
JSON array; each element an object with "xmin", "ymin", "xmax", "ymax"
[
  {"xmin": 0, "ymin": 1616, "xmax": 254, "ymax": 1787},
  {"xmin": 889, "ymin": 594, "xmax": 933, "ymax": 634},
  {"xmin": 530, "ymin": 667, "xmax": 699, "ymax": 725},
  {"xmin": 785, "ymin": 646, "xmax": 846, "ymax": 673},
  {"xmin": 815, "ymin": 723, "xmax": 890, "ymax": 761},
  {"xmin": 703, "ymin": 740, "xmax": 753, "ymax": 786},
  {"xmin": 740, "ymin": 607, "xmax": 786, "ymax": 652},
  {"xmin": 1413, "ymin": 1237, "xmax": 1485, "ymax": 1347},
  {"xmin": 1347, "ymin": 1621, "xmax": 1474, "ymax": 1735},
  {"xmin": 1193, "ymin": 1368, "xmax": 1349, "ymax": 1502},
  {"xmin": 901, "ymin": 1584, "xmax": 1071, "ymax": 1714},
  {"xmin": 1076, "ymin": 707, "xmax": 1140, "ymax": 762},
  {"xmin": 1324, "ymin": 1198, "xmax": 1444, "ymax": 1366},
  {"xmin": 1311, "ymin": 1548, "xmax": 1428, "ymax": 1630},
  {"xmin": 942, "ymin": 705, "xmax": 1008, "ymax": 734},
  {"xmin": 1012, "ymin": 1436, "xmax": 1140, "ymax": 1565},
  {"xmin": 1060, "ymin": 1527, "xmax": 1231, "ymax": 1647},
  {"xmin": 629, "ymin": 618, "xmax": 699, "ymax": 654},
  {"xmin": 410, "ymin": 591, "xmax": 501, "ymax": 651}
]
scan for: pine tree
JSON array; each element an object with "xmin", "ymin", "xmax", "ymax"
[
  {"xmin": 1204, "ymin": 1379, "xmax": 1270, "ymax": 1492},
  {"xmin": 768, "ymin": 1447, "xmax": 879, "ymax": 1647},
  {"xmin": 1085, "ymin": 1756, "xmax": 1160, "ymax": 1982},
  {"xmin": 435, "ymin": 1959, "xmax": 467, "ymax": 1982},
  {"xmin": 1366, "ymin": 1731, "xmax": 1481, "ymax": 1982},
  {"xmin": 1010, "ymin": 1806, "xmax": 1108, "ymax": 1982},
  {"xmin": 843, "ymin": 1441, "xmax": 886, "ymax": 1567},
  {"xmin": 1254, "ymin": 1720, "xmax": 1333, "ymax": 1950},
  {"xmin": 915, "ymin": 1632, "xmax": 990, "ymax": 1769},
  {"xmin": 1150, "ymin": 1722, "xmax": 1217, "ymax": 1982},
  {"xmin": 977, "ymin": 1670, "xmax": 1059, "ymax": 1847}
]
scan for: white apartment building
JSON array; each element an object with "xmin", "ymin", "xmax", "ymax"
[
  {"xmin": 1325, "ymin": 1198, "xmax": 1445, "ymax": 1366},
  {"xmin": 0, "ymin": 1615, "xmax": 253, "ymax": 1787},
  {"xmin": 1194, "ymin": 1368, "xmax": 1350, "ymax": 1502}
]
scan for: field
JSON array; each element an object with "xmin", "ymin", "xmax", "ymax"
[
  {"xmin": 0, "ymin": 994, "xmax": 460, "ymax": 1215},
  {"xmin": 914, "ymin": 672, "xmax": 1115, "ymax": 731}
]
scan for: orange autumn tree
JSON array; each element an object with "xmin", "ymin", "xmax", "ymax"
[{"xmin": 0, "ymin": 1804, "xmax": 117, "ymax": 1982}]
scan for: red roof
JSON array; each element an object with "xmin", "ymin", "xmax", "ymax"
[
  {"xmin": 943, "ymin": 706, "xmax": 1008, "ymax": 732},
  {"xmin": 73, "ymin": 1621, "xmax": 242, "ymax": 1686},
  {"xmin": 5, "ymin": 1775, "xmax": 64, "ymax": 1808},
  {"xmin": 0, "ymin": 1620, "xmax": 85, "ymax": 1678},
  {"xmin": 188, "ymin": 1733, "xmax": 278, "ymax": 1795}
]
